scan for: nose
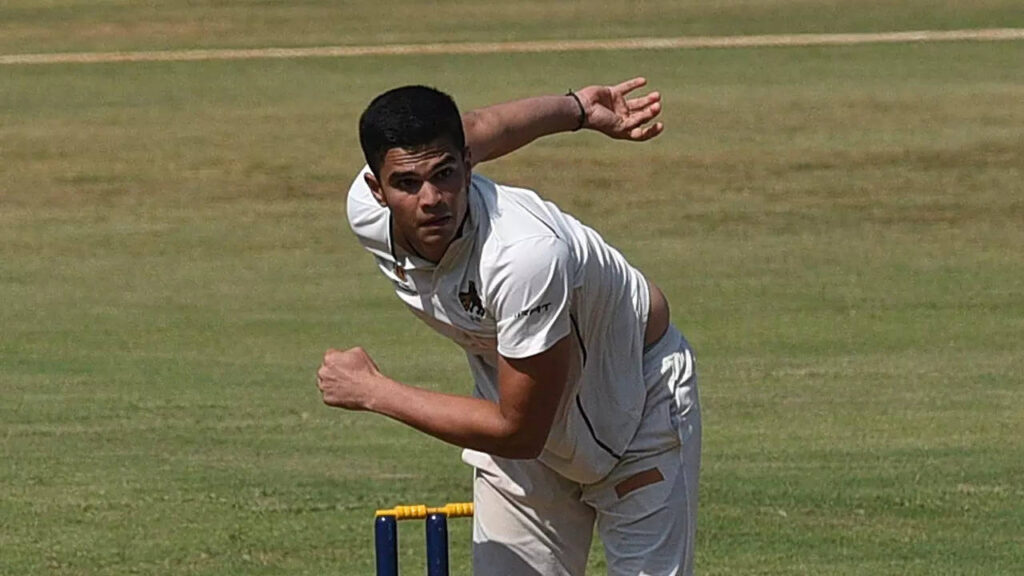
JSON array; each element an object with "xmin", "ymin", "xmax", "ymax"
[{"xmin": 419, "ymin": 182, "xmax": 444, "ymax": 209}]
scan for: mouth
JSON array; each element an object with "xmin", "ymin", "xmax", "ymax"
[{"xmin": 420, "ymin": 215, "xmax": 452, "ymax": 228}]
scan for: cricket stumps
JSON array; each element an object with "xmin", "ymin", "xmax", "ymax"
[{"xmin": 375, "ymin": 502, "xmax": 474, "ymax": 576}]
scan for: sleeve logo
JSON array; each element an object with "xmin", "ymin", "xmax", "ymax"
[{"xmin": 513, "ymin": 302, "xmax": 552, "ymax": 319}]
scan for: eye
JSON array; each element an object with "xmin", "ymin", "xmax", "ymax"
[
  {"xmin": 434, "ymin": 166, "xmax": 455, "ymax": 180},
  {"xmin": 396, "ymin": 178, "xmax": 421, "ymax": 191}
]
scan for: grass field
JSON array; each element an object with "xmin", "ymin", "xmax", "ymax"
[
  {"xmin": 2, "ymin": 2, "xmax": 1023, "ymax": 575},
  {"xmin": 3, "ymin": 0, "xmax": 1024, "ymax": 54}
]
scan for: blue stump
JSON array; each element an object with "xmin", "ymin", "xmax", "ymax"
[
  {"xmin": 425, "ymin": 513, "xmax": 449, "ymax": 576},
  {"xmin": 375, "ymin": 515, "xmax": 398, "ymax": 576}
]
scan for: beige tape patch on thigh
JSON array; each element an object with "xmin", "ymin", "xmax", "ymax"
[{"xmin": 614, "ymin": 467, "xmax": 665, "ymax": 499}]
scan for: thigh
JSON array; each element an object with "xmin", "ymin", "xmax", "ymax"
[
  {"xmin": 472, "ymin": 458, "xmax": 596, "ymax": 576},
  {"xmin": 584, "ymin": 426, "xmax": 702, "ymax": 576},
  {"xmin": 583, "ymin": 325, "xmax": 703, "ymax": 576}
]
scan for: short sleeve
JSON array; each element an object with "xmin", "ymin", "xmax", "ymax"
[
  {"xmin": 346, "ymin": 165, "xmax": 392, "ymax": 260},
  {"xmin": 489, "ymin": 236, "xmax": 573, "ymax": 359}
]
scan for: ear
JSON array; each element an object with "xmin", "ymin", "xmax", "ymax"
[
  {"xmin": 462, "ymin": 147, "xmax": 473, "ymax": 185},
  {"xmin": 364, "ymin": 171, "xmax": 387, "ymax": 207}
]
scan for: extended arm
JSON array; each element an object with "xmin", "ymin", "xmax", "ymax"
[
  {"xmin": 317, "ymin": 338, "xmax": 570, "ymax": 459},
  {"xmin": 463, "ymin": 77, "xmax": 664, "ymax": 165}
]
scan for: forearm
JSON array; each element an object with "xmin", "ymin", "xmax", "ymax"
[
  {"xmin": 462, "ymin": 94, "xmax": 582, "ymax": 165},
  {"xmin": 461, "ymin": 77, "xmax": 664, "ymax": 165},
  {"xmin": 366, "ymin": 376, "xmax": 542, "ymax": 459},
  {"xmin": 318, "ymin": 342, "xmax": 568, "ymax": 459}
]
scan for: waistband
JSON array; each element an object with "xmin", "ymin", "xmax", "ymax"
[{"xmin": 643, "ymin": 323, "xmax": 682, "ymax": 355}]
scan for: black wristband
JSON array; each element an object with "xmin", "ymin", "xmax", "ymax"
[{"xmin": 566, "ymin": 90, "xmax": 587, "ymax": 131}]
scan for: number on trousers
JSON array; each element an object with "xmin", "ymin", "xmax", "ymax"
[{"xmin": 661, "ymin": 349, "xmax": 694, "ymax": 385}]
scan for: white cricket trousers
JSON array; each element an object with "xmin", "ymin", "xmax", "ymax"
[{"xmin": 471, "ymin": 326, "xmax": 701, "ymax": 576}]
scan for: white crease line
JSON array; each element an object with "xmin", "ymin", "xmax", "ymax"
[{"xmin": 2, "ymin": 28, "xmax": 1023, "ymax": 65}]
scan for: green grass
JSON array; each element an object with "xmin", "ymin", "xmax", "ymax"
[
  {"xmin": 2, "ymin": 2, "xmax": 1024, "ymax": 575},
  {"xmin": 2, "ymin": 0, "xmax": 1024, "ymax": 54}
]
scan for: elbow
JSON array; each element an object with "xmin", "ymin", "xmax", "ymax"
[
  {"xmin": 493, "ymin": 427, "xmax": 547, "ymax": 460},
  {"xmin": 501, "ymin": 442, "xmax": 544, "ymax": 460}
]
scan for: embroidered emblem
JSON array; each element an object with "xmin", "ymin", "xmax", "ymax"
[{"xmin": 458, "ymin": 281, "xmax": 486, "ymax": 319}]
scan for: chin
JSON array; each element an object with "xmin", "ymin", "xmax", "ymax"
[
  {"xmin": 421, "ymin": 237, "xmax": 449, "ymax": 253},
  {"xmin": 421, "ymin": 226, "xmax": 452, "ymax": 244},
  {"xmin": 419, "ymin": 232, "xmax": 455, "ymax": 258}
]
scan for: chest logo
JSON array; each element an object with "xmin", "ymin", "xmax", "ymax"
[{"xmin": 458, "ymin": 281, "xmax": 486, "ymax": 320}]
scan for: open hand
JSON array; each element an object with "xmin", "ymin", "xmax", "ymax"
[
  {"xmin": 576, "ymin": 77, "xmax": 663, "ymax": 141},
  {"xmin": 316, "ymin": 347, "xmax": 383, "ymax": 410}
]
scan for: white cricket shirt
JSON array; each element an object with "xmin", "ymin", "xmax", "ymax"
[{"xmin": 347, "ymin": 169, "xmax": 651, "ymax": 483}]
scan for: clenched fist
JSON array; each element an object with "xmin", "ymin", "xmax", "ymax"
[{"xmin": 316, "ymin": 347, "xmax": 384, "ymax": 410}]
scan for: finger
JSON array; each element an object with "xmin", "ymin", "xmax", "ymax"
[
  {"xmin": 628, "ymin": 122, "xmax": 664, "ymax": 142},
  {"xmin": 626, "ymin": 91, "xmax": 660, "ymax": 112},
  {"xmin": 612, "ymin": 77, "xmax": 647, "ymax": 96},
  {"xmin": 621, "ymin": 102, "xmax": 662, "ymax": 130}
]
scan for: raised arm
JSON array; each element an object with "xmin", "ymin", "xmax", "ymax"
[{"xmin": 464, "ymin": 77, "xmax": 664, "ymax": 165}]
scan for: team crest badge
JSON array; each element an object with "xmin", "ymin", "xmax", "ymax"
[{"xmin": 458, "ymin": 281, "xmax": 486, "ymax": 319}]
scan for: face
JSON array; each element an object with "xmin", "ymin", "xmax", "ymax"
[{"xmin": 365, "ymin": 140, "xmax": 471, "ymax": 263}]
